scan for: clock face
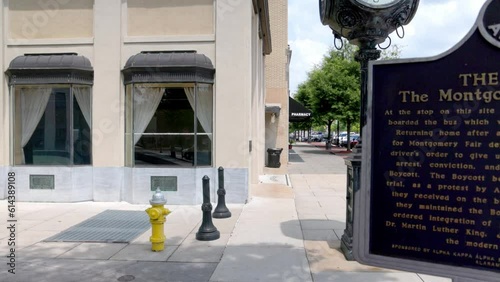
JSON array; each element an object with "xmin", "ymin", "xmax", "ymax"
[{"xmin": 354, "ymin": 0, "xmax": 402, "ymax": 8}]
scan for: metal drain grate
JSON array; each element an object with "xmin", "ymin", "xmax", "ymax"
[{"xmin": 44, "ymin": 210, "xmax": 150, "ymax": 243}]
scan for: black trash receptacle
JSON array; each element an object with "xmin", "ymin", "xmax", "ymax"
[{"xmin": 267, "ymin": 148, "xmax": 283, "ymax": 168}]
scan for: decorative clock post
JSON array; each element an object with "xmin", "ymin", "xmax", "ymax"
[{"xmin": 319, "ymin": 0, "xmax": 419, "ymax": 260}]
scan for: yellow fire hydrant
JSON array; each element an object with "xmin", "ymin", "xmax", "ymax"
[{"xmin": 145, "ymin": 188, "xmax": 171, "ymax": 252}]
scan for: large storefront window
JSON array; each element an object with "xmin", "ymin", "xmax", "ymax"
[
  {"xmin": 13, "ymin": 86, "xmax": 92, "ymax": 165},
  {"xmin": 126, "ymin": 84, "xmax": 213, "ymax": 167},
  {"xmin": 122, "ymin": 51, "xmax": 215, "ymax": 167}
]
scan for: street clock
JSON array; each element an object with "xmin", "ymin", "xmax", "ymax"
[
  {"xmin": 354, "ymin": 0, "xmax": 402, "ymax": 9},
  {"xmin": 318, "ymin": 0, "xmax": 420, "ymax": 261},
  {"xmin": 319, "ymin": 0, "xmax": 419, "ymax": 46}
]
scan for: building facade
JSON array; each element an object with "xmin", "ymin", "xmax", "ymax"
[
  {"xmin": 263, "ymin": 0, "xmax": 290, "ymax": 175},
  {"xmin": 0, "ymin": 0, "xmax": 271, "ymax": 204}
]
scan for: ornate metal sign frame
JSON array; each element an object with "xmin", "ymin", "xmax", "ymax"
[{"xmin": 355, "ymin": 1, "xmax": 500, "ymax": 281}]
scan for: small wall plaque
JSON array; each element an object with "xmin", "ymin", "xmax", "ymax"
[
  {"xmin": 30, "ymin": 175, "xmax": 55, "ymax": 190},
  {"xmin": 150, "ymin": 176, "xmax": 177, "ymax": 192}
]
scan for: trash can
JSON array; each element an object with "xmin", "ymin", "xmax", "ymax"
[{"xmin": 267, "ymin": 148, "xmax": 283, "ymax": 168}]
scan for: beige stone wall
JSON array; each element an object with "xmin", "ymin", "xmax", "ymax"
[
  {"xmin": 250, "ymin": 10, "xmax": 266, "ymax": 184},
  {"xmin": 92, "ymin": 0, "xmax": 122, "ymax": 166},
  {"xmin": 265, "ymin": 0, "xmax": 289, "ymax": 172},
  {"xmin": 265, "ymin": 0, "xmax": 288, "ymax": 93},
  {"xmin": 1, "ymin": 0, "xmax": 258, "ymax": 172},
  {"xmin": 0, "ymin": 3, "xmax": 5, "ymax": 166},
  {"xmin": 8, "ymin": 0, "xmax": 94, "ymax": 39},
  {"xmin": 212, "ymin": 0, "xmax": 268, "ymax": 185},
  {"xmin": 127, "ymin": 0, "xmax": 214, "ymax": 36},
  {"xmin": 0, "ymin": 0, "xmax": 268, "ymax": 204}
]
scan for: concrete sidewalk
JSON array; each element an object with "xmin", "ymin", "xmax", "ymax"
[{"xmin": 0, "ymin": 142, "xmax": 451, "ymax": 282}]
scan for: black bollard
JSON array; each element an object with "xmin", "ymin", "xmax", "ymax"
[
  {"xmin": 213, "ymin": 167, "xmax": 232, "ymax": 218},
  {"xmin": 196, "ymin": 176, "xmax": 220, "ymax": 241}
]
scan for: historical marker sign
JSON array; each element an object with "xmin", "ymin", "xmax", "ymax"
[{"xmin": 355, "ymin": 1, "xmax": 500, "ymax": 281}]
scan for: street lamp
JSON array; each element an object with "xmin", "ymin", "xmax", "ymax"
[{"xmin": 319, "ymin": 0, "xmax": 419, "ymax": 260}]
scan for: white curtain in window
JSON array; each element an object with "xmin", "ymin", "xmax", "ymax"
[
  {"xmin": 73, "ymin": 86, "xmax": 91, "ymax": 127},
  {"xmin": 184, "ymin": 87, "xmax": 213, "ymax": 141},
  {"xmin": 133, "ymin": 86, "xmax": 164, "ymax": 144},
  {"xmin": 21, "ymin": 87, "xmax": 52, "ymax": 148}
]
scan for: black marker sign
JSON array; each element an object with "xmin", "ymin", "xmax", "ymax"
[{"xmin": 359, "ymin": 0, "xmax": 500, "ymax": 280}]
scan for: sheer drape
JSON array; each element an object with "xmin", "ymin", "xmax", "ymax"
[
  {"xmin": 73, "ymin": 86, "xmax": 91, "ymax": 126},
  {"xmin": 184, "ymin": 87, "xmax": 213, "ymax": 141},
  {"xmin": 21, "ymin": 87, "xmax": 52, "ymax": 147},
  {"xmin": 133, "ymin": 86, "xmax": 164, "ymax": 144},
  {"xmin": 21, "ymin": 87, "xmax": 52, "ymax": 164}
]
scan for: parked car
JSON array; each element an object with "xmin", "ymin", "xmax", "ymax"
[
  {"xmin": 310, "ymin": 132, "xmax": 323, "ymax": 142},
  {"xmin": 331, "ymin": 134, "xmax": 340, "ymax": 146},
  {"xmin": 335, "ymin": 132, "xmax": 348, "ymax": 146},
  {"xmin": 350, "ymin": 135, "xmax": 360, "ymax": 148},
  {"xmin": 341, "ymin": 134, "xmax": 360, "ymax": 147}
]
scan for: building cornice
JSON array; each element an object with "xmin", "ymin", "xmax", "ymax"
[{"xmin": 255, "ymin": 0, "xmax": 272, "ymax": 55}]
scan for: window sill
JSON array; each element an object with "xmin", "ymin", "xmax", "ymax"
[
  {"xmin": 7, "ymin": 38, "xmax": 94, "ymax": 46},
  {"xmin": 124, "ymin": 34, "xmax": 215, "ymax": 44}
]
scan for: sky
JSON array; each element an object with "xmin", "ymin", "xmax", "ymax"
[{"xmin": 288, "ymin": 0, "xmax": 488, "ymax": 95}]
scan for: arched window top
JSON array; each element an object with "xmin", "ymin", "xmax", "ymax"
[
  {"xmin": 122, "ymin": 51, "xmax": 215, "ymax": 85},
  {"xmin": 5, "ymin": 53, "xmax": 94, "ymax": 86}
]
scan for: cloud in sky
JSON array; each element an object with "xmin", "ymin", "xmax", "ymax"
[{"xmin": 288, "ymin": 0, "xmax": 487, "ymax": 95}]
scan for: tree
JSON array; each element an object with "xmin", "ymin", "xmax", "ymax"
[
  {"xmin": 381, "ymin": 43, "xmax": 403, "ymax": 60},
  {"xmin": 297, "ymin": 41, "xmax": 360, "ymax": 146},
  {"xmin": 292, "ymin": 41, "xmax": 401, "ymax": 149}
]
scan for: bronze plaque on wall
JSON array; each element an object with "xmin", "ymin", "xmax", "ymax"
[
  {"xmin": 30, "ymin": 175, "xmax": 55, "ymax": 190},
  {"xmin": 150, "ymin": 176, "xmax": 177, "ymax": 192}
]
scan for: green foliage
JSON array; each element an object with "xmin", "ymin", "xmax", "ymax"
[
  {"xmin": 291, "ymin": 40, "xmax": 402, "ymax": 138},
  {"xmin": 380, "ymin": 44, "xmax": 403, "ymax": 60},
  {"xmin": 291, "ymin": 82, "xmax": 314, "ymax": 132},
  {"xmin": 293, "ymin": 40, "xmax": 360, "ymax": 139}
]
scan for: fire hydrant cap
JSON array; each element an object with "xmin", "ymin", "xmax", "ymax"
[{"xmin": 150, "ymin": 188, "xmax": 166, "ymax": 205}]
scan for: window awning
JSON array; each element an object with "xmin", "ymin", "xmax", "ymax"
[
  {"xmin": 122, "ymin": 51, "xmax": 215, "ymax": 84},
  {"xmin": 5, "ymin": 53, "xmax": 93, "ymax": 85},
  {"xmin": 265, "ymin": 103, "xmax": 281, "ymax": 116},
  {"xmin": 289, "ymin": 96, "xmax": 312, "ymax": 122}
]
